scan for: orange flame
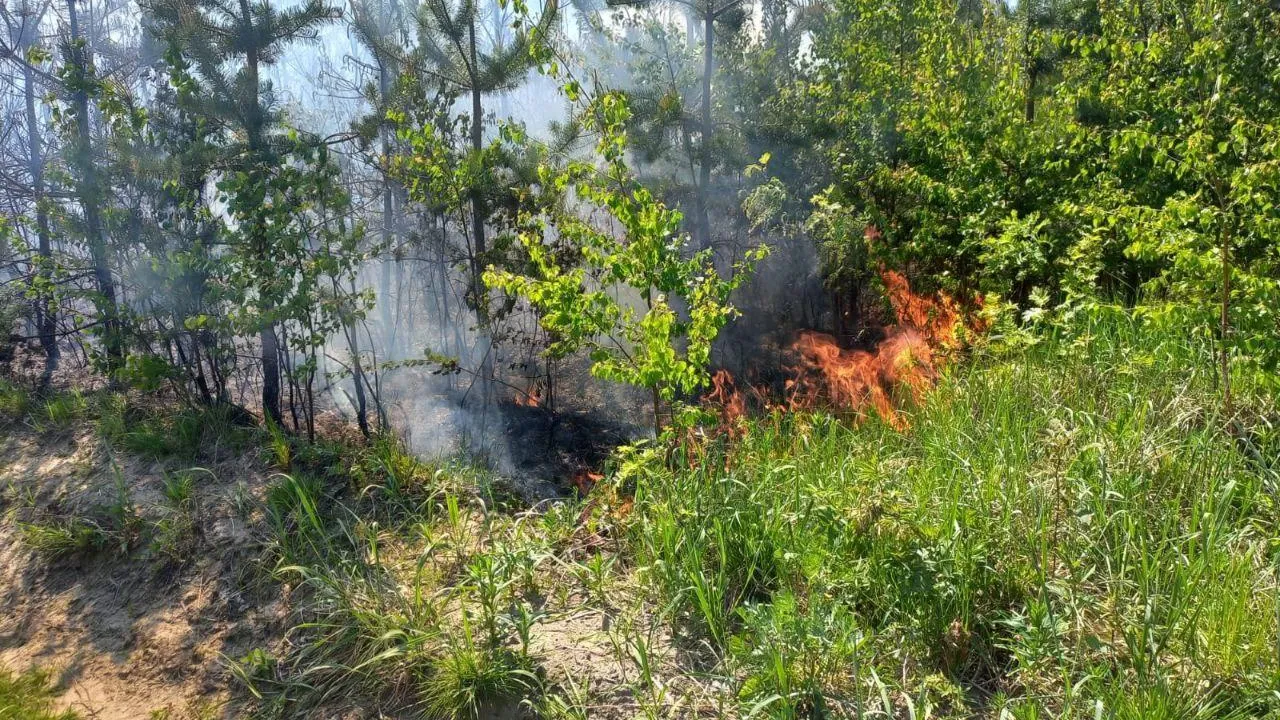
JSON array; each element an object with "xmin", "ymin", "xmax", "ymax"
[
  {"xmin": 880, "ymin": 270, "xmax": 963, "ymax": 350},
  {"xmin": 785, "ymin": 329, "xmax": 932, "ymax": 428},
  {"xmin": 573, "ymin": 469, "xmax": 603, "ymax": 495},
  {"xmin": 514, "ymin": 385, "xmax": 542, "ymax": 408},
  {"xmin": 705, "ymin": 370, "xmax": 747, "ymax": 427},
  {"xmin": 704, "ymin": 270, "xmax": 976, "ymax": 431}
]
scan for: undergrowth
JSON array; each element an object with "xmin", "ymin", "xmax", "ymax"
[
  {"xmin": 12, "ymin": 309, "xmax": 1274, "ymax": 719},
  {"xmin": 621, "ymin": 308, "xmax": 1280, "ymax": 717},
  {"xmin": 234, "ymin": 308, "xmax": 1279, "ymax": 718}
]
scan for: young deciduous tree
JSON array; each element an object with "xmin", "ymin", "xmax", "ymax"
[{"xmin": 486, "ymin": 92, "xmax": 766, "ymax": 435}]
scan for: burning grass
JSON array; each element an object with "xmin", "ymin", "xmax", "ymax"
[
  {"xmin": 630, "ymin": 309, "xmax": 1279, "ymax": 717},
  {"xmin": 706, "ymin": 270, "xmax": 977, "ymax": 430}
]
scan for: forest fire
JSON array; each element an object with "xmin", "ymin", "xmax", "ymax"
[
  {"xmin": 514, "ymin": 385, "xmax": 542, "ymax": 408},
  {"xmin": 705, "ymin": 270, "xmax": 975, "ymax": 429}
]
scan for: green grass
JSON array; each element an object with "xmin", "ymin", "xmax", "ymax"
[
  {"xmin": 32, "ymin": 391, "xmax": 88, "ymax": 432},
  {"xmin": 18, "ymin": 463, "xmax": 144, "ymax": 561},
  {"xmin": 0, "ymin": 378, "xmax": 31, "ymax": 420},
  {"xmin": 148, "ymin": 469, "xmax": 207, "ymax": 566},
  {"xmin": 0, "ymin": 381, "xmax": 250, "ymax": 463},
  {"xmin": 96, "ymin": 395, "xmax": 251, "ymax": 460},
  {"xmin": 422, "ymin": 642, "xmax": 535, "ymax": 719},
  {"xmin": 0, "ymin": 666, "xmax": 79, "ymax": 720},
  {"xmin": 18, "ymin": 518, "xmax": 108, "ymax": 559},
  {"xmin": 228, "ymin": 308, "xmax": 1279, "ymax": 718},
  {"xmin": 620, "ymin": 309, "xmax": 1280, "ymax": 717}
]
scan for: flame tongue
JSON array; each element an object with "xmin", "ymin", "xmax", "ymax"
[
  {"xmin": 706, "ymin": 370, "xmax": 747, "ymax": 425},
  {"xmin": 515, "ymin": 385, "xmax": 542, "ymax": 408},
  {"xmin": 706, "ymin": 270, "xmax": 972, "ymax": 430},
  {"xmin": 786, "ymin": 328, "xmax": 932, "ymax": 427},
  {"xmin": 881, "ymin": 270, "xmax": 962, "ymax": 349}
]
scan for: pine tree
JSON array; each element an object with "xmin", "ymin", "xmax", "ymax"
[
  {"xmin": 349, "ymin": 0, "xmax": 409, "ymax": 356},
  {"xmin": 410, "ymin": 0, "xmax": 558, "ymax": 319},
  {"xmin": 144, "ymin": 0, "xmax": 339, "ymax": 424},
  {"xmin": 603, "ymin": 0, "xmax": 745, "ymax": 249}
]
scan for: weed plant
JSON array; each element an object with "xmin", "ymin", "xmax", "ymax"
[{"xmin": 619, "ymin": 309, "xmax": 1280, "ymax": 717}]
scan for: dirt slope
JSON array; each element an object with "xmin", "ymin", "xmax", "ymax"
[{"xmin": 0, "ymin": 424, "xmax": 282, "ymax": 719}]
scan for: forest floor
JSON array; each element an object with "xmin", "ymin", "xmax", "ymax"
[
  {"xmin": 2, "ymin": 311, "xmax": 1279, "ymax": 719},
  {"xmin": 0, "ymin": 414, "xmax": 281, "ymax": 719},
  {"xmin": 0, "ymin": 381, "xmax": 657, "ymax": 720}
]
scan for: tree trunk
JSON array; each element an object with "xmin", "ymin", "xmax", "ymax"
[
  {"xmin": 344, "ymin": 277, "xmax": 371, "ymax": 438},
  {"xmin": 66, "ymin": 0, "xmax": 123, "ymax": 371},
  {"xmin": 468, "ymin": 20, "xmax": 494, "ymax": 390},
  {"xmin": 351, "ymin": 333, "xmax": 370, "ymax": 438},
  {"xmin": 380, "ymin": 201, "xmax": 395, "ymax": 354},
  {"xmin": 468, "ymin": 21, "xmax": 486, "ymax": 305},
  {"xmin": 1023, "ymin": 0, "xmax": 1036, "ymax": 123},
  {"xmin": 239, "ymin": 0, "xmax": 281, "ymax": 425},
  {"xmin": 21, "ymin": 31, "xmax": 59, "ymax": 391},
  {"xmin": 378, "ymin": 59, "xmax": 397, "ymax": 357},
  {"xmin": 652, "ymin": 386, "xmax": 664, "ymax": 438},
  {"xmin": 697, "ymin": 7, "xmax": 714, "ymax": 249},
  {"xmin": 261, "ymin": 326, "xmax": 282, "ymax": 424}
]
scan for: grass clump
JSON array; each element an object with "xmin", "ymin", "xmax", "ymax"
[
  {"xmin": 234, "ymin": 428, "xmax": 560, "ymax": 718},
  {"xmin": 97, "ymin": 396, "xmax": 251, "ymax": 460},
  {"xmin": 0, "ymin": 666, "xmax": 79, "ymax": 720},
  {"xmin": 18, "ymin": 518, "xmax": 108, "ymax": 559},
  {"xmin": 0, "ymin": 378, "xmax": 31, "ymax": 421},
  {"xmin": 149, "ymin": 470, "xmax": 204, "ymax": 566},
  {"xmin": 617, "ymin": 310, "xmax": 1280, "ymax": 717},
  {"xmin": 19, "ymin": 463, "xmax": 143, "ymax": 561},
  {"xmin": 33, "ymin": 390, "xmax": 88, "ymax": 432},
  {"xmin": 422, "ymin": 641, "xmax": 535, "ymax": 719}
]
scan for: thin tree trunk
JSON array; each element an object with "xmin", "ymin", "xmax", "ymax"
[
  {"xmin": 697, "ymin": 7, "xmax": 713, "ymax": 249},
  {"xmin": 22, "ymin": 34, "xmax": 59, "ymax": 391},
  {"xmin": 378, "ymin": 58, "xmax": 397, "ymax": 356},
  {"xmin": 1220, "ymin": 219, "xmax": 1232, "ymax": 419},
  {"xmin": 652, "ymin": 386, "xmax": 663, "ymax": 437},
  {"xmin": 344, "ymin": 279, "xmax": 371, "ymax": 438},
  {"xmin": 1023, "ymin": 0, "xmax": 1036, "ymax": 123},
  {"xmin": 239, "ymin": 0, "xmax": 282, "ymax": 425},
  {"xmin": 67, "ymin": 0, "xmax": 122, "ymax": 370},
  {"xmin": 305, "ymin": 346, "xmax": 316, "ymax": 442},
  {"xmin": 468, "ymin": 21, "xmax": 486, "ymax": 292},
  {"xmin": 468, "ymin": 20, "xmax": 493, "ymax": 390}
]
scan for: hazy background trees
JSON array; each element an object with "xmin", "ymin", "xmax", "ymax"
[{"xmin": 1, "ymin": 0, "xmax": 1275, "ymax": 443}]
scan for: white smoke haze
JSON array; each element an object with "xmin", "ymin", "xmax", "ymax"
[{"xmin": 1, "ymin": 0, "xmax": 823, "ymax": 497}]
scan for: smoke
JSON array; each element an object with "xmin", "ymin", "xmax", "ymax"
[{"xmin": 1, "ymin": 0, "xmax": 831, "ymax": 496}]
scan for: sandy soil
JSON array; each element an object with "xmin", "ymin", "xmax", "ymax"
[
  {"xmin": 0, "ymin": 424, "xmax": 283, "ymax": 719},
  {"xmin": 0, "ymin": 399, "xmax": 688, "ymax": 719}
]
